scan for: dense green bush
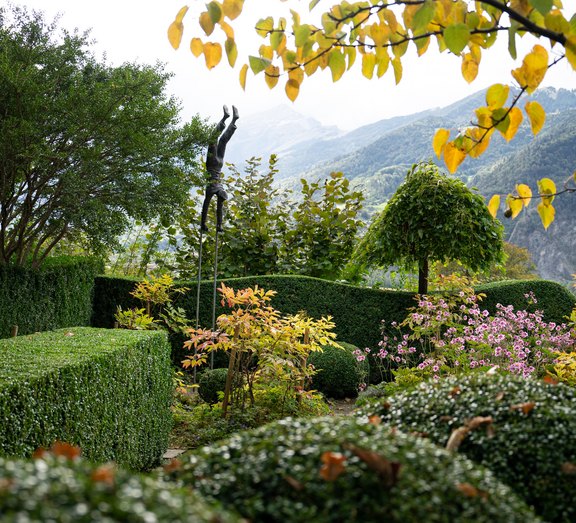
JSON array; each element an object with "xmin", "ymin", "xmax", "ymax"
[
  {"xmin": 0, "ymin": 452, "xmax": 239, "ymax": 522},
  {"xmin": 359, "ymin": 373, "xmax": 576, "ymax": 522},
  {"xmin": 169, "ymin": 416, "xmax": 539, "ymax": 523},
  {"xmin": 0, "ymin": 256, "xmax": 103, "ymax": 339},
  {"xmin": 198, "ymin": 368, "xmax": 229, "ymax": 404},
  {"xmin": 0, "ymin": 327, "xmax": 172, "ymax": 471},
  {"xmin": 93, "ymin": 275, "xmax": 574, "ymax": 359},
  {"xmin": 309, "ymin": 342, "xmax": 369, "ymax": 399}
]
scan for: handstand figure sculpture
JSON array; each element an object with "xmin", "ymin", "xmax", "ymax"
[{"xmin": 200, "ymin": 105, "xmax": 239, "ymax": 232}]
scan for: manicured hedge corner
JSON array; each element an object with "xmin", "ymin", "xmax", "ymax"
[
  {"xmin": 168, "ymin": 416, "xmax": 539, "ymax": 523},
  {"xmin": 0, "ymin": 327, "xmax": 173, "ymax": 471},
  {"xmin": 360, "ymin": 373, "xmax": 576, "ymax": 523},
  {"xmin": 0, "ymin": 453, "xmax": 240, "ymax": 522},
  {"xmin": 0, "ymin": 256, "xmax": 103, "ymax": 339}
]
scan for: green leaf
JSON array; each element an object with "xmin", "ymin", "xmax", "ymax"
[
  {"xmin": 444, "ymin": 24, "xmax": 470, "ymax": 55},
  {"xmin": 207, "ymin": 1, "xmax": 222, "ymax": 24},
  {"xmin": 295, "ymin": 24, "xmax": 311, "ymax": 47},
  {"xmin": 508, "ymin": 25, "xmax": 518, "ymax": 60},
  {"xmin": 328, "ymin": 51, "xmax": 346, "ymax": 82},
  {"xmin": 249, "ymin": 55, "xmax": 271, "ymax": 75},
  {"xmin": 530, "ymin": 0, "xmax": 553, "ymax": 16},
  {"xmin": 309, "ymin": 0, "xmax": 321, "ymax": 10},
  {"xmin": 412, "ymin": 0, "xmax": 436, "ymax": 33}
]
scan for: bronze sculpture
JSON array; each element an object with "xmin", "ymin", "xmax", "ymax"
[{"xmin": 200, "ymin": 105, "xmax": 239, "ymax": 232}]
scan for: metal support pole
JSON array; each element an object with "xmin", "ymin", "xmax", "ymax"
[
  {"xmin": 192, "ymin": 228, "xmax": 204, "ymax": 385},
  {"xmin": 210, "ymin": 229, "xmax": 220, "ymax": 369}
]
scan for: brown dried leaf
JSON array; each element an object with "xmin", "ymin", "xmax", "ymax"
[
  {"xmin": 543, "ymin": 375, "xmax": 559, "ymax": 385},
  {"xmin": 32, "ymin": 447, "xmax": 48, "ymax": 460},
  {"xmin": 440, "ymin": 416, "xmax": 454, "ymax": 423},
  {"xmin": 561, "ymin": 462, "xmax": 576, "ymax": 475},
  {"xmin": 91, "ymin": 463, "xmax": 116, "ymax": 485},
  {"xmin": 163, "ymin": 458, "xmax": 182, "ymax": 474},
  {"xmin": 510, "ymin": 402, "xmax": 536, "ymax": 415},
  {"xmin": 456, "ymin": 482, "xmax": 489, "ymax": 500},
  {"xmin": 495, "ymin": 391, "xmax": 505, "ymax": 401},
  {"xmin": 446, "ymin": 426, "xmax": 470, "ymax": 451},
  {"xmin": 466, "ymin": 416, "xmax": 493, "ymax": 430},
  {"xmin": 319, "ymin": 451, "xmax": 347, "ymax": 482},
  {"xmin": 50, "ymin": 441, "xmax": 81, "ymax": 460},
  {"xmin": 449, "ymin": 386, "xmax": 462, "ymax": 397},
  {"xmin": 284, "ymin": 475, "xmax": 305, "ymax": 490},
  {"xmin": 344, "ymin": 444, "xmax": 401, "ymax": 487},
  {"xmin": 368, "ymin": 415, "xmax": 382, "ymax": 426}
]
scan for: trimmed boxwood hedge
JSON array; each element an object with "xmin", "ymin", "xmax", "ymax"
[
  {"xmin": 309, "ymin": 342, "xmax": 370, "ymax": 399},
  {"xmin": 0, "ymin": 256, "xmax": 103, "ymax": 339},
  {"xmin": 198, "ymin": 367, "xmax": 229, "ymax": 404},
  {"xmin": 92, "ymin": 275, "xmax": 575, "ymax": 361},
  {"xmin": 169, "ymin": 416, "xmax": 540, "ymax": 523},
  {"xmin": 0, "ymin": 453, "xmax": 239, "ymax": 522},
  {"xmin": 0, "ymin": 327, "xmax": 173, "ymax": 471},
  {"xmin": 359, "ymin": 373, "xmax": 576, "ymax": 523}
]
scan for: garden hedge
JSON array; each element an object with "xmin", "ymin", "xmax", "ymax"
[
  {"xmin": 0, "ymin": 452, "xmax": 240, "ymax": 522},
  {"xmin": 168, "ymin": 416, "xmax": 539, "ymax": 522},
  {"xmin": 359, "ymin": 373, "xmax": 576, "ymax": 522},
  {"xmin": 0, "ymin": 327, "xmax": 173, "ymax": 471},
  {"xmin": 93, "ymin": 275, "xmax": 575, "ymax": 364},
  {"xmin": 0, "ymin": 256, "xmax": 103, "ymax": 339}
]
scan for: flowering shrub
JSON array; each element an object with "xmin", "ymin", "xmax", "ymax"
[{"xmin": 366, "ymin": 283, "xmax": 574, "ymax": 383}]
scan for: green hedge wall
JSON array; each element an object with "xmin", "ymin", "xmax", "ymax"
[
  {"xmin": 0, "ymin": 327, "xmax": 173, "ymax": 471},
  {"xmin": 0, "ymin": 256, "xmax": 103, "ymax": 339},
  {"xmin": 93, "ymin": 275, "xmax": 575, "ymax": 357}
]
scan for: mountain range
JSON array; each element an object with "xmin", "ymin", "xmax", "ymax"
[{"xmin": 225, "ymin": 88, "xmax": 576, "ymax": 286}]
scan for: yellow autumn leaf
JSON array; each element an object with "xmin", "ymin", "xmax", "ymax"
[
  {"xmin": 222, "ymin": 0, "xmax": 244, "ymax": 20},
  {"xmin": 168, "ymin": 5, "xmax": 190, "ymax": 49},
  {"xmin": 285, "ymin": 78, "xmax": 300, "ymax": 101},
  {"xmin": 265, "ymin": 64, "xmax": 279, "ymax": 89},
  {"xmin": 433, "ymin": 128, "xmax": 450, "ymax": 158},
  {"xmin": 538, "ymin": 177, "xmax": 556, "ymax": 205},
  {"xmin": 220, "ymin": 20, "xmax": 235, "ymax": 40},
  {"xmin": 362, "ymin": 53, "xmax": 376, "ymax": 79},
  {"xmin": 466, "ymin": 126, "xmax": 492, "ymax": 158},
  {"xmin": 516, "ymin": 183, "xmax": 532, "ymax": 207},
  {"xmin": 239, "ymin": 63, "xmax": 248, "ymax": 90},
  {"xmin": 225, "ymin": 38, "xmax": 238, "ymax": 67},
  {"xmin": 512, "ymin": 45, "xmax": 548, "ymax": 93},
  {"xmin": 487, "ymin": 194, "xmax": 500, "ymax": 218},
  {"xmin": 168, "ymin": 20, "xmax": 185, "ymax": 50},
  {"xmin": 190, "ymin": 38, "xmax": 204, "ymax": 57},
  {"xmin": 486, "ymin": 84, "xmax": 509, "ymax": 110},
  {"xmin": 525, "ymin": 100, "xmax": 546, "ymax": 135},
  {"xmin": 443, "ymin": 141, "xmax": 466, "ymax": 173},
  {"xmin": 461, "ymin": 53, "xmax": 478, "ymax": 83},
  {"xmin": 203, "ymin": 42, "xmax": 222, "ymax": 69},
  {"xmin": 199, "ymin": 11, "xmax": 215, "ymax": 36},
  {"xmin": 506, "ymin": 194, "xmax": 523, "ymax": 218},
  {"xmin": 392, "ymin": 56, "xmax": 402, "ymax": 84},
  {"xmin": 537, "ymin": 201, "xmax": 555, "ymax": 229},
  {"xmin": 328, "ymin": 51, "xmax": 346, "ymax": 82},
  {"xmin": 566, "ymin": 36, "xmax": 576, "ymax": 71},
  {"xmin": 503, "ymin": 107, "xmax": 523, "ymax": 141}
]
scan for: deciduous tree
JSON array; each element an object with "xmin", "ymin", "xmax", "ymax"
[
  {"xmin": 352, "ymin": 162, "xmax": 505, "ymax": 294},
  {"xmin": 0, "ymin": 6, "xmax": 211, "ymax": 267}
]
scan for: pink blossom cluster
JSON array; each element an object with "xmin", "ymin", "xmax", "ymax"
[{"xmin": 357, "ymin": 289, "xmax": 575, "ymax": 381}]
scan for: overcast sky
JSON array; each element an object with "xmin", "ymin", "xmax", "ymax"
[{"xmin": 9, "ymin": 0, "xmax": 576, "ymax": 131}]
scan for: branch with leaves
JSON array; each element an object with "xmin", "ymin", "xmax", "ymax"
[{"xmin": 168, "ymin": 0, "xmax": 575, "ymax": 228}]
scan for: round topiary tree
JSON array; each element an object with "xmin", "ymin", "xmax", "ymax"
[
  {"xmin": 353, "ymin": 162, "xmax": 505, "ymax": 294},
  {"xmin": 308, "ymin": 342, "xmax": 369, "ymax": 399},
  {"xmin": 168, "ymin": 416, "xmax": 539, "ymax": 523},
  {"xmin": 358, "ymin": 373, "xmax": 576, "ymax": 523},
  {"xmin": 0, "ymin": 451, "xmax": 239, "ymax": 522},
  {"xmin": 198, "ymin": 367, "xmax": 229, "ymax": 405}
]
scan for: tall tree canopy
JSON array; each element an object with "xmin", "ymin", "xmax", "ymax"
[
  {"xmin": 0, "ymin": 6, "xmax": 212, "ymax": 267},
  {"xmin": 169, "ymin": 0, "xmax": 576, "ymax": 228},
  {"xmin": 352, "ymin": 162, "xmax": 505, "ymax": 294}
]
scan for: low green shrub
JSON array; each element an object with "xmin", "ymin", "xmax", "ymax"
[
  {"xmin": 309, "ymin": 342, "xmax": 369, "ymax": 399},
  {"xmin": 0, "ymin": 327, "xmax": 173, "ymax": 471},
  {"xmin": 0, "ymin": 450, "xmax": 239, "ymax": 522},
  {"xmin": 359, "ymin": 373, "xmax": 576, "ymax": 523},
  {"xmin": 198, "ymin": 368, "xmax": 229, "ymax": 404},
  {"xmin": 168, "ymin": 416, "xmax": 539, "ymax": 523},
  {"xmin": 0, "ymin": 256, "xmax": 103, "ymax": 339}
]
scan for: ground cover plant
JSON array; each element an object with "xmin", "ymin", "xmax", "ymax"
[
  {"xmin": 0, "ymin": 443, "xmax": 239, "ymax": 522},
  {"xmin": 358, "ymin": 373, "xmax": 576, "ymax": 523},
  {"xmin": 166, "ymin": 416, "xmax": 540, "ymax": 523}
]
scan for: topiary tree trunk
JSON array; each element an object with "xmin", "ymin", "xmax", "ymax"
[{"xmin": 418, "ymin": 258, "xmax": 429, "ymax": 295}]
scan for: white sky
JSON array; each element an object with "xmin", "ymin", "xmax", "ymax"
[{"xmin": 9, "ymin": 0, "xmax": 576, "ymax": 131}]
